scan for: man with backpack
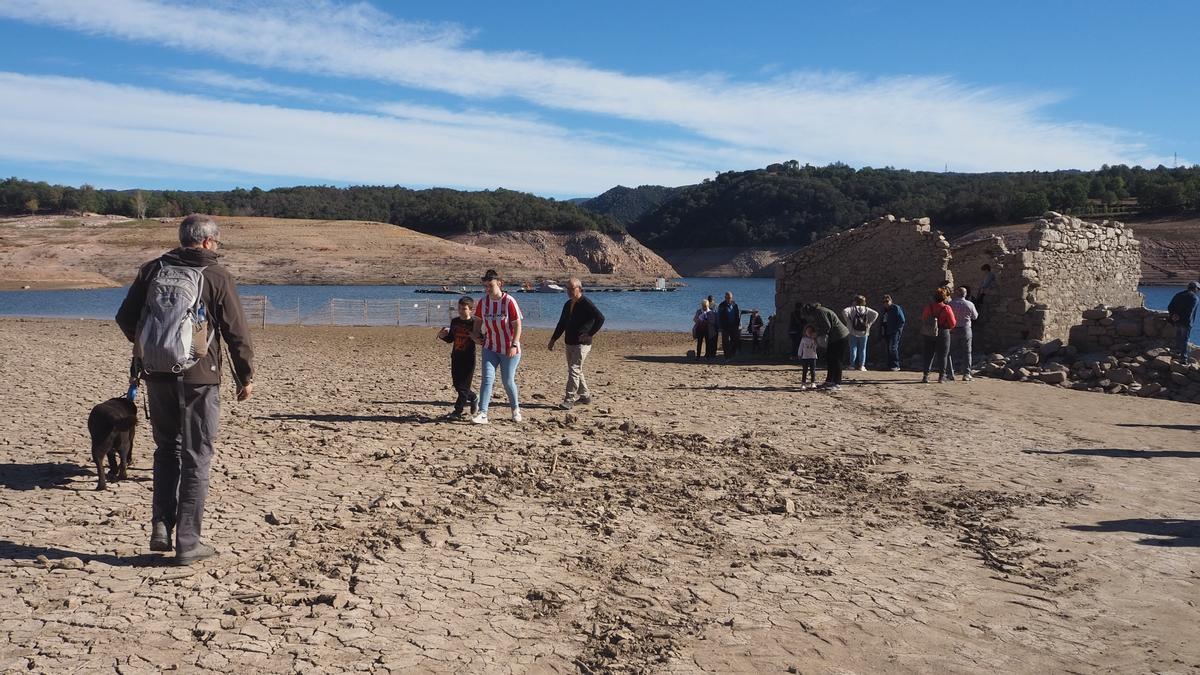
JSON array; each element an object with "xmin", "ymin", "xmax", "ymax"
[
  {"xmin": 1167, "ymin": 281, "xmax": 1199, "ymax": 364},
  {"xmin": 116, "ymin": 214, "xmax": 255, "ymax": 565}
]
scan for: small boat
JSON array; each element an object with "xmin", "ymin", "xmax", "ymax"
[{"xmin": 518, "ymin": 279, "xmax": 566, "ymax": 293}]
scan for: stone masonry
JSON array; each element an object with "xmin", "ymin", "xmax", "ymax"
[
  {"xmin": 773, "ymin": 215, "xmax": 953, "ymax": 355},
  {"xmin": 979, "ymin": 305, "xmax": 1200, "ymax": 404},
  {"xmin": 950, "ymin": 213, "xmax": 1142, "ymax": 353}
]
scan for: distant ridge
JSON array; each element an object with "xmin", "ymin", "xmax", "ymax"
[
  {"xmin": 626, "ymin": 163, "xmax": 1200, "ymax": 250},
  {"xmin": 579, "ymin": 185, "xmax": 680, "ymax": 226}
]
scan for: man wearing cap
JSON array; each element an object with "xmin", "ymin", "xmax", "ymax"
[{"xmin": 1167, "ymin": 281, "xmax": 1199, "ymax": 364}]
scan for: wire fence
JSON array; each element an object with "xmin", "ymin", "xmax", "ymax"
[{"xmin": 241, "ymin": 295, "xmax": 543, "ymax": 327}]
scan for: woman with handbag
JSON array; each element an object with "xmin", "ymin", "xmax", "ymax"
[{"xmin": 920, "ymin": 287, "xmax": 958, "ymax": 383}]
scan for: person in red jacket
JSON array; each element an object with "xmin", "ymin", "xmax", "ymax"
[{"xmin": 920, "ymin": 287, "xmax": 957, "ymax": 383}]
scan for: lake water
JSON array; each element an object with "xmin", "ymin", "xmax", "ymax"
[
  {"xmin": 0, "ymin": 278, "xmax": 778, "ymax": 332},
  {"xmin": 0, "ymin": 281, "xmax": 1193, "ymax": 338}
]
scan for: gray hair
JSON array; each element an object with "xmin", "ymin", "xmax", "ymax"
[
  {"xmin": 567, "ymin": 277, "xmax": 583, "ymax": 290},
  {"xmin": 179, "ymin": 214, "xmax": 219, "ymax": 247}
]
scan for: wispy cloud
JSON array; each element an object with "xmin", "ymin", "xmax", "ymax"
[
  {"xmin": 162, "ymin": 68, "xmax": 354, "ymax": 104},
  {"xmin": 0, "ymin": 0, "xmax": 1173, "ymax": 180},
  {"xmin": 0, "ymin": 73, "xmax": 723, "ymax": 195}
]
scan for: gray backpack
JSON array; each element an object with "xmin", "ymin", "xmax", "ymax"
[{"xmin": 135, "ymin": 263, "xmax": 213, "ymax": 374}]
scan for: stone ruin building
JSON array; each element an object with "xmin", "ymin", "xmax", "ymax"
[
  {"xmin": 773, "ymin": 215, "xmax": 952, "ymax": 355},
  {"xmin": 773, "ymin": 212, "xmax": 1143, "ymax": 356}
]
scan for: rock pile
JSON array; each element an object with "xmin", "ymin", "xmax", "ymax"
[{"xmin": 979, "ymin": 305, "xmax": 1200, "ymax": 403}]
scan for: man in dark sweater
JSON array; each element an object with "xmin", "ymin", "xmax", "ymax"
[
  {"xmin": 115, "ymin": 214, "xmax": 255, "ymax": 565},
  {"xmin": 1167, "ymin": 281, "xmax": 1199, "ymax": 364},
  {"xmin": 548, "ymin": 278, "xmax": 605, "ymax": 409},
  {"xmin": 801, "ymin": 302, "xmax": 850, "ymax": 390},
  {"xmin": 717, "ymin": 291, "xmax": 741, "ymax": 360}
]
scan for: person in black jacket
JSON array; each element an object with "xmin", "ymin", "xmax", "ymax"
[
  {"xmin": 1167, "ymin": 281, "xmax": 1199, "ymax": 364},
  {"xmin": 717, "ymin": 291, "xmax": 741, "ymax": 360},
  {"xmin": 548, "ymin": 278, "xmax": 605, "ymax": 409}
]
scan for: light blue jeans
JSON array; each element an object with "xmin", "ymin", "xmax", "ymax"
[
  {"xmin": 848, "ymin": 335, "xmax": 869, "ymax": 368},
  {"xmin": 479, "ymin": 347, "xmax": 520, "ymax": 413}
]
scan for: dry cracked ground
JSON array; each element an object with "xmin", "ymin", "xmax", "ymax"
[{"xmin": 0, "ymin": 319, "xmax": 1197, "ymax": 674}]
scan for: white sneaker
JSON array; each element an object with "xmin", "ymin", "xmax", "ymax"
[
  {"xmin": 471, "ymin": 412, "xmax": 489, "ymax": 424},
  {"xmin": 511, "ymin": 409, "xmax": 523, "ymax": 423},
  {"xmin": 858, "ymin": 366, "xmax": 867, "ymax": 372}
]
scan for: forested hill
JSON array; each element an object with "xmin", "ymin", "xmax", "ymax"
[
  {"xmin": 579, "ymin": 185, "xmax": 680, "ymax": 226},
  {"xmin": 627, "ymin": 163, "xmax": 1200, "ymax": 249},
  {"xmin": 0, "ymin": 180, "xmax": 622, "ymax": 236}
]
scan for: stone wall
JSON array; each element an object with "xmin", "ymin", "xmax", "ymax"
[
  {"xmin": 950, "ymin": 213, "xmax": 1143, "ymax": 353},
  {"xmin": 774, "ymin": 211, "xmax": 1143, "ymax": 358},
  {"xmin": 980, "ymin": 305, "xmax": 1199, "ymax": 403},
  {"xmin": 773, "ymin": 216, "xmax": 953, "ymax": 354}
]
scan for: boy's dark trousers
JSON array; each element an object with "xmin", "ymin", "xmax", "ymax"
[{"xmin": 451, "ymin": 351, "xmax": 477, "ymax": 413}]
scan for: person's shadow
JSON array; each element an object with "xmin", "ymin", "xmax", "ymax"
[
  {"xmin": 1067, "ymin": 519, "xmax": 1200, "ymax": 547},
  {"xmin": 0, "ymin": 462, "xmax": 91, "ymax": 491},
  {"xmin": 0, "ymin": 539, "xmax": 167, "ymax": 567}
]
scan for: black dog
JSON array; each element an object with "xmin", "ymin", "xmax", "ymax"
[{"xmin": 87, "ymin": 398, "xmax": 137, "ymax": 491}]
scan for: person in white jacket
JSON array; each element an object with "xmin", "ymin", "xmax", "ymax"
[{"xmin": 843, "ymin": 295, "xmax": 880, "ymax": 371}]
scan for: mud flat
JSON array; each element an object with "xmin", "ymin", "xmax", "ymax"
[{"xmin": 0, "ymin": 318, "xmax": 1197, "ymax": 672}]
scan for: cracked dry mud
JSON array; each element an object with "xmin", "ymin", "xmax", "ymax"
[{"xmin": 1, "ymin": 319, "xmax": 1198, "ymax": 673}]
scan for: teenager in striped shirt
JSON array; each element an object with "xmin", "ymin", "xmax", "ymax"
[{"xmin": 470, "ymin": 269, "xmax": 524, "ymax": 424}]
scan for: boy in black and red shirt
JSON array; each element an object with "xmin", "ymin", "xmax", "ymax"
[{"xmin": 437, "ymin": 297, "xmax": 478, "ymax": 418}]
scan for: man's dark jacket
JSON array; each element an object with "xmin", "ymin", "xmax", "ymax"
[
  {"xmin": 550, "ymin": 295, "xmax": 605, "ymax": 345},
  {"xmin": 1168, "ymin": 290, "xmax": 1199, "ymax": 328},
  {"xmin": 717, "ymin": 300, "xmax": 741, "ymax": 332},
  {"xmin": 116, "ymin": 247, "xmax": 255, "ymax": 386},
  {"xmin": 881, "ymin": 303, "xmax": 907, "ymax": 336}
]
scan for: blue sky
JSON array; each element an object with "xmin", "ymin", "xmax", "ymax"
[{"xmin": 0, "ymin": 0, "xmax": 1195, "ymax": 198}]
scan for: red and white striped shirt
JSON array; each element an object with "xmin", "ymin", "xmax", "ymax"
[{"xmin": 476, "ymin": 293, "xmax": 523, "ymax": 354}]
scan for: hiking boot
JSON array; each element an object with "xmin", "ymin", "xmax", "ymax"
[
  {"xmin": 149, "ymin": 522, "xmax": 172, "ymax": 552},
  {"xmin": 576, "ymin": 395, "xmax": 592, "ymax": 405},
  {"xmin": 558, "ymin": 400, "xmax": 574, "ymax": 410},
  {"xmin": 445, "ymin": 409, "xmax": 466, "ymax": 420},
  {"xmin": 471, "ymin": 412, "xmax": 489, "ymax": 425},
  {"xmin": 921, "ymin": 375, "xmax": 929, "ymax": 383},
  {"xmin": 823, "ymin": 384, "xmax": 841, "ymax": 392},
  {"xmin": 512, "ymin": 409, "xmax": 523, "ymax": 423},
  {"xmin": 469, "ymin": 397, "xmax": 479, "ymax": 415},
  {"xmin": 175, "ymin": 541, "xmax": 216, "ymax": 566}
]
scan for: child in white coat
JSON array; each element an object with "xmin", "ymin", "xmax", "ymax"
[{"xmin": 797, "ymin": 324, "xmax": 819, "ymax": 389}]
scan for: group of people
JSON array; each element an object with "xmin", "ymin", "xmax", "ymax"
[
  {"xmin": 107, "ymin": 215, "xmax": 1200, "ymax": 567},
  {"xmin": 114, "ymin": 218, "xmax": 606, "ymax": 564},
  {"xmin": 434, "ymin": 269, "xmax": 608, "ymax": 423},
  {"xmin": 691, "ymin": 291, "xmax": 766, "ymax": 359},
  {"xmin": 781, "ymin": 282, "xmax": 983, "ymax": 390}
]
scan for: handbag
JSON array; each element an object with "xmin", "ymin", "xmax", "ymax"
[{"xmin": 921, "ymin": 315, "xmax": 940, "ymax": 337}]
